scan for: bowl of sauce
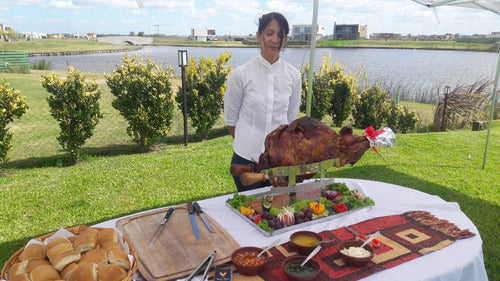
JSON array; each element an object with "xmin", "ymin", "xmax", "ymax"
[
  {"xmin": 337, "ymin": 239, "xmax": 374, "ymax": 267},
  {"xmin": 290, "ymin": 231, "xmax": 323, "ymax": 255},
  {"xmin": 282, "ymin": 255, "xmax": 320, "ymax": 281},
  {"xmin": 231, "ymin": 246, "xmax": 269, "ymax": 276}
]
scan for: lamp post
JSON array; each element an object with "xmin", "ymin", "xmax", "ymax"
[
  {"xmin": 178, "ymin": 50, "xmax": 188, "ymax": 146},
  {"xmin": 441, "ymin": 85, "xmax": 450, "ymax": 131}
]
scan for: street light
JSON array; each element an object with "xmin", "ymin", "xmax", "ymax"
[
  {"xmin": 178, "ymin": 50, "xmax": 188, "ymax": 146},
  {"xmin": 441, "ymin": 85, "xmax": 450, "ymax": 131}
]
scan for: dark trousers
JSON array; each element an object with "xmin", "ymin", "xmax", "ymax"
[{"xmin": 230, "ymin": 152, "xmax": 269, "ymax": 192}]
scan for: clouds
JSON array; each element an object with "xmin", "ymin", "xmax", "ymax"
[{"xmin": 1, "ymin": 0, "xmax": 498, "ymax": 36}]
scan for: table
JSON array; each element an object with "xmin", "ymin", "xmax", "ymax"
[{"xmin": 94, "ymin": 178, "xmax": 488, "ymax": 281}]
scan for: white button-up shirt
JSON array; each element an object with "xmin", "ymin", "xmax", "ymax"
[{"xmin": 224, "ymin": 54, "xmax": 302, "ymax": 162}]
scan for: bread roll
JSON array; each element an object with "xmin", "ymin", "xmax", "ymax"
[
  {"xmin": 67, "ymin": 263, "xmax": 97, "ymax": 281},
  {"xmin": 25, "ymin": 259, "xmax": 50, "ymax": 273},
  {"xmin": 18, "ymin": 244, "xmax": 47, "ymax": 261},
  {"xmin": 100, "ymin": 242, "xmax": 122, "ymax": 252},
  {"xmin": 47, "ymin": 236, "xmax": 72, "ymax": 249},
  {"xmin": 107, "ymin": 250, "xmax": 130, "ymax": 270},
  {"xmin": 52, "ymin": 250, "xmax": 81, "ymax": 271},
  {"xmin": 29, "ymin": 264, "xmax": 60, "ymax": 281},
  {"xmin": 47, "ymin": 243, "xmax": 74, "ymax": 264},
  {"xmin": 97, "ymin": 229, "xmax": 118, "ymax": 246},
  {"xmin": 7, "ymin": 261, "xmax": 28, "ymax": 277},
  {"xmin": 73, "ymin": 229, "xmax": 98, "ymax": 253},
  {"xmin": 8, "ymin": 273, "xmax": 30, "ymax": 281},
  {"xmin": 60, "ymin": 262, "xmax": 78, "ymax": 280},
  {"xmin": 78, "ymin": 249, "xmax": 107, "ymax": 265},
  {"xmin": 97, "ymin": 264, "xmax": 127, "ymax": 281}
]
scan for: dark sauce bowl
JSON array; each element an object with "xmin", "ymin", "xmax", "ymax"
[{"xmin": 282, "ymin": 255, "xmax": 320, "ymax": 281}]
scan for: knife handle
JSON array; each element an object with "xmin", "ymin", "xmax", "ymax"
[
  {"xmin": 186, "ymin": 201, "xmax": 194, "ymax": 214},
  {"xmin": 161, "ymin": 207, "xmax": 174, "ymax": 224},
  {"xmin": 192, "ymin": 202, "xmax": 203, "ymax": 214},
  {"xmin": 240, "ymin": 172, "xmax": 267, "ymax": 186}
]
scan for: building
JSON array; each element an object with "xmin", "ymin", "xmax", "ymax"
[
  {"xmin": 333, "ymin": 23, "xmax": 369, "ymax": 40},
  {"xmin": 191, "ymin": 28, "xmax": 216, "ymax": 41},
  {"xmin": 0, "ymin": 23, "xmax": 15, "ymax": 41},
  {"xmin": 291, "ymin": 24, "xmax": 324, "ymax": 41},
  {"xmin": 371, "ymin": 33, "xmax": 402, "ymax": 41}
]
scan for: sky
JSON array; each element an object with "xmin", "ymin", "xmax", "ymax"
[{"xmin": 0, "ymin": 0, "xmax": 499, "ymax": 37}]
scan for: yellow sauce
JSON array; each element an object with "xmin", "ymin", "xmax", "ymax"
[{"xmin": 292, "ymin": 235, "xmax": 319, "ymax": 247}]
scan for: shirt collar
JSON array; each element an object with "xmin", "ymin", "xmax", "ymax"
[{"xmin": 258, "ymin": 54, "xmax": 281, "ymax": 69}]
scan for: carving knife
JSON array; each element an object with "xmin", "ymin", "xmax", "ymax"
[
  {"xmin": 193, "ymin": 202, "xmax": 216, "ymax": 233},
  {"xmin": 186, "ymin": 201, "xmax": 200, "ymax": 239},
  {"xmin": 148, "ymin": 207, "xmax": 174, "ymax": 243}
]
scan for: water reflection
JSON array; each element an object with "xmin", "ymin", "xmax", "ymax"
[{"xmin": 30, "ymin": 45, "xmax": 497, "ymax": 98}]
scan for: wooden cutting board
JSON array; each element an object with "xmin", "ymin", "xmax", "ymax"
[{"xmin": 116, "ymin": 204, "xmax": 240, "ymax": 281}]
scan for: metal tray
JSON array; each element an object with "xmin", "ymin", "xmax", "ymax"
[{"xmin": 225, "ymin": 181, "xmax": 374, "ymax": 237}]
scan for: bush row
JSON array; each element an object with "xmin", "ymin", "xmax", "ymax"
[{"xmin": 1, "ymin": 53, "xmax": 418, "ymax": 165}]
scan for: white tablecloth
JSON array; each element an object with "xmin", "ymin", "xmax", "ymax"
[{"xmin": 95, "ymin": 178, "xmax": 488, "ymax": 281}]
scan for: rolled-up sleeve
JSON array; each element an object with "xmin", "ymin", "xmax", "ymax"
[{"xmin": 224, "ymin": 68, "xmax": 243, "ymax": 126}]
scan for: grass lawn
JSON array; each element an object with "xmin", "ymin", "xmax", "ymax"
[
  {"xmin": 0, "ymin": 39, "xmax": 139, "ymax": 54},
  {"xmin": 0, "ymin": 70, "xmax": 498, "ymax": 280}
]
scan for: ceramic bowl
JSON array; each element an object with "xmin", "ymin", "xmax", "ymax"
[
  {"xmin": 282, "ymin": 255, "xmax": 321, "ymax": 281},
  {"xmin": 231, "ymin": 246, "xmax": 269, "ymax": 276},
  {"xmin": 290, "ymin": 231, "xmax": 323, "ymax": 255},
  {"xmin": 337, "ymin": 239, "xmax": 374, "ymax": 267}
]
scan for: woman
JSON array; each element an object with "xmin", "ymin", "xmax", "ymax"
[{"xmin": 224, "ymin": 12, "xmax": 302, "ymax": 192}]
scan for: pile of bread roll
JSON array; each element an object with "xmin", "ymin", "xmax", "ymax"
[{"xmin": 6, "ymin": 227, "xmax": 131, "ymax": 281}]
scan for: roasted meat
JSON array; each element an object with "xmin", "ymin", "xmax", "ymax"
[{"xmin": 231, "ymin": 116, "xmax": 372, "ymax": 187}]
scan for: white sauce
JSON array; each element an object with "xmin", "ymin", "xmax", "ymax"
[{"xmin": 340, "ymin": 246, "xmax": 371, "ymax": 258}]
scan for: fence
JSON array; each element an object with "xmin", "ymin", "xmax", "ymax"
[{"xmin": 0, "ymin": 51, "xmax": 30, "ymax": 72}]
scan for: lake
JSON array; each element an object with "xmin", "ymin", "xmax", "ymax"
[{"xmin": 30, "ymin": 45, "xmax": 498, "ymax": 102}]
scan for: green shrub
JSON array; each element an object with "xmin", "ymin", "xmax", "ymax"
[
  {"xmin": 386, "ymin": 101, "xmax": 419, "ymax": 133},
  {"xmin": 31, "ymin": 59, "xmax": 52, "ymax": 70},
  {"xmin": 352, "ymin": 84, "xmax": 392, "ymax": 129},
  {"xmin": 176, "ymin": 52, "xmax": 232, "ymax": 140},
  {"xmin": 42, "ymin": 67, "xmax": 103, "ymax": 165},
  {"xmin": 105, "ymin": 55, "xmax": 175, "ymax": 150},
  {"xmin": 301, "ymin": 55, "xmax": 359, "ymax": 124},
  {"xmin": 0, "ymin": 79, "xmax": 28, "ymax": 163},
  {"xmin": 300, "ymin": 61, "xmax": 331, "ymax": 121}
]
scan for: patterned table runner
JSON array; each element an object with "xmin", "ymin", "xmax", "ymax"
[{"xmin": 255, "ymin": 211, "xmax": 475, "ymax": 281}]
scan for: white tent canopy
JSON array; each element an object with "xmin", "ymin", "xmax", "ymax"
[{"xmin": 411, "ymin": 0, "xmax": 500, "ymax": 15}]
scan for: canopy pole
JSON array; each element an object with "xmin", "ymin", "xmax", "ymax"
[
  {"xmin": 482, "ymin": 48, "xmax": 500, "ymax": 169},
  {"xmin": 306, "ymin": 0, "xmax": 319, "ymax": 117}
]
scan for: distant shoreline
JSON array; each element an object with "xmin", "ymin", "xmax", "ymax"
[
  {"xmin": 28, "ymin": 46, "xmax": 142, "ymax": 57},
  {"xmin": 1, "ymin": 38, "xmax": 495, "ymax": 57}
]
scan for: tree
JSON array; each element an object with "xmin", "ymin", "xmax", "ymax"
[
  {"xmin": 42, "ymin": 67, "xmax": 103, "ymax": 164},
  {"xmin": 106, "ymin": 55, "xmax": 175, "ymax": 150},
  {"xmin": 176, "ymin": 52, "xmax": 232, "ymax": 140}
]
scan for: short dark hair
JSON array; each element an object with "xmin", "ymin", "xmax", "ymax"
[{"xmin": 258, "ymin": 12, "xmax": 289, "ymax": 47}]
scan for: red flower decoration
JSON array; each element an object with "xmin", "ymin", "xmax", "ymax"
[
  {"xmin": 365, "ymin": 125, "xmax": 385, "ymax": 141},
  {"xmin": 334, "ymin": 203, "xmax": 348, "ymax": 213}
]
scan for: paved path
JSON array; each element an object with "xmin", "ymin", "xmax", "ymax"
[{"xmin": 97, "ymin": 36, "xmax": 153, "ymax": 45}]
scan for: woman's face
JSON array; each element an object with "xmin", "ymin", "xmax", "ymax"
[{"xmin": 257, "ymin": 19, "xmax": 286, "ymax": 64}]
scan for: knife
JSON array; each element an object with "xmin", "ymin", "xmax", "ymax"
[
  {"xmin": 193, "ymin": 202, "xmax": 216, "ymax": 233},
  {"xmin": 148, "ymin": 207, "xmax": 174, "ymax": 243},
  {"xmin": 186, "ymin": 201, "xmax": 200, "ymax": 240}
]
